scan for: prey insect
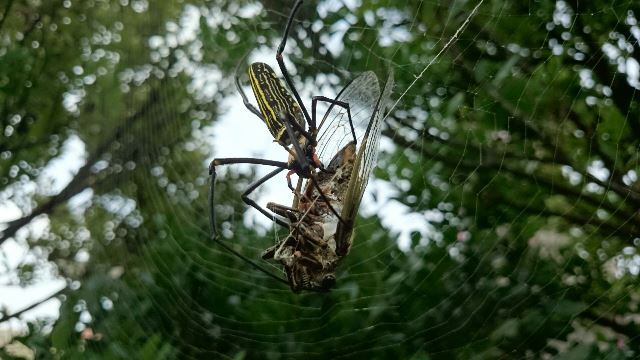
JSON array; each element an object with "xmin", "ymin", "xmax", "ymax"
[{"xmin": 261, "ymin": 71, "xmax": 394, "ymax": 292}]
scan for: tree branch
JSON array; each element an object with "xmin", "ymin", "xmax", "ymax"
[
  {"xmin": 0, "ymin": 0, "xmax": 14, "ymax": 32},
  {"xmin": 0, "ymin": 86, "xmax": 161, "ymax": 246},
  {"xmin": 0, "ymin": 286, "xmax": 65, "ymax": 324},
  {"xmin": 385, "ymin": 128, "xmax": 640, "ymax": 239}
]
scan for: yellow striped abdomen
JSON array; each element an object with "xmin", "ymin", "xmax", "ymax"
[{"xmin": 248, "ymin": 62, "xmax": 305, "ymax": 145}]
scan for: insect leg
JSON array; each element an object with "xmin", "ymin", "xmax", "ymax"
[
  {"xmin": 267, "ymin": 202, "xmax": 299, "ymax": 222},
  {"xmin": 276, "ymin": 0, "xmax": 312, "ymax": 126},
  {"xmin": 281, "ymin": 114, "xmax": 346, "ymax": 225}
]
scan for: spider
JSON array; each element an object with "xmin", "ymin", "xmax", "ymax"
[
  {"xmin": 208, "ymin": 1, "xmax": 393, "ymax": 291},
  {"xmin": 209, "ymin": 0, "xmax": 356, "ymax": 236}
]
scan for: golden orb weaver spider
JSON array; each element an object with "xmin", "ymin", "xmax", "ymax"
[{"xmin": 208, "ymin": 0, "xmax": 392, "ymax": 291}]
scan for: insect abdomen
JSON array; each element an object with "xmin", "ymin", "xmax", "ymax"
[{"xmin": 248, "ymin": 62, "xmax": 304, "ymax": 145}]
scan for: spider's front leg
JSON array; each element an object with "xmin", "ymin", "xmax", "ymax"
[
  {"xmin": 310, "ymin": 95, "xmax": 353, "ymax": 175},
  {"xmin": 279, "ymin": 113, "xmax": 316, "ymax": 180},
  {"xmin": 276, "ymin": 0, "xmax": 312, "ymax": 126}
]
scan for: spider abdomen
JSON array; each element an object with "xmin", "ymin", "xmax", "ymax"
[{"xmin": 248, "ymin": 62, "xmax": 305, "ymax": 145}]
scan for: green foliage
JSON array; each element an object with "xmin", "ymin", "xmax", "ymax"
[{"xmin": 1, "ymin": 0, "xmax": 639, "ymax": 358}]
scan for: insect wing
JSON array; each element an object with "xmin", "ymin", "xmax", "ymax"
[
  {"xmin": 315, "ymin": 71, "xmax": 381, "ymax": 166},
  {"xmin": 336, "ymin": 70, "xmax": 394, "ymax": 247}
]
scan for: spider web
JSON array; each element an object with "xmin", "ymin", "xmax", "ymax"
[{"xmin": 1, "ymin": 0, "xmax": 640, "ymax": 358}]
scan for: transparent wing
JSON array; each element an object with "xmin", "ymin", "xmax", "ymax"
[
  {"xmin": 337, "ymin": 70, "xmax": 394, "ymax": 239},
  {"xmin": 315, "ymin": 72, "xmax": 380, "ymax": 166}
]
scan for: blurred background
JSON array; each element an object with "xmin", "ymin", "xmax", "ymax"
[{"xmin": 1, "ymin": 0, "xmax": 640, "ymax": 358}]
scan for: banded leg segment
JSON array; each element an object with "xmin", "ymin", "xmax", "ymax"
[{"xmin": 267, "ymin": 202, "xmax": 300, "ymax": 222}]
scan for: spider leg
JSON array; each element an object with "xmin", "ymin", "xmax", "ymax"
[
  {"xmin": 308, "ymin": 173, "xmax": 347, "ymax": 225},
  {"xmin": 280, "ymin": 112, "xmax": 315, "ymax": 146},
  {"xmin": 277, "ymin": 114, "xmax": 319, "ymax": 177},
  {"xmin": 207, "ymin": 162, "xmax": 289, "ymax": 286},
  {"xmin": 209, "ymin": 233, "xmax": 289, "ymax": 285},
  {"xmin": 209, "ymin": 157, "xmax": 290, "ymax": 234},
  {"xmin": 312, "ymin": 96, "xmax": 356, "ymax": 146},
  {"xmin": 276, "ymin": 0, "xmax": 312, "ymax": 127},
  {"xmin": 309, "ymin": 96, "xmax": 353, "ymax": 175},
  {"xmin": 235, "ymin": 52, "xmax": 265, "ymax": 121},
  {"xmin": 242, "ymin": 167, "xmax": 291, "ymax": 227},
  {"xmin": 281, "ymin": 113, "xmax": 309, "ymax": 173}
]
